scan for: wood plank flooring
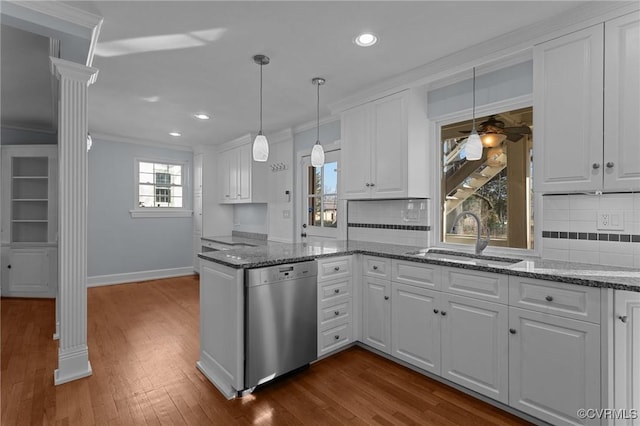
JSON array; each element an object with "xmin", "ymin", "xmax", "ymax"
[{"xmin": 1, "ymin": 275, "xmax": 532, "ymax": 425}]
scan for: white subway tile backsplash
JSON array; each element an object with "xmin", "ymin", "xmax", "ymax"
[
  {"xmin": 569, "ymin": 250, "xmax": 600, "ymax": 265},
  {"xmin": 599, "ymin": 253, "xmax": 635, "ymax": 268},
  {"xmin": 569, "ymin": 239, "xmax": 599, "ymax": 252},
  {"xmin": 543, "ymin": 196, "xmax": 570, "ymax": 211},
  {"xmin": 600, "ymin": 195, "xmax": 633, "ymax": 210},
  {"xmin": 570, "ymin": 195, "xmax": 600, "ymax": 210},
  {"xmin": 543, "ymin": 248, "xmax": 570, "ymax": 261}
]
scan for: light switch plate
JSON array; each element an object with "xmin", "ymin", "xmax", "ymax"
[{"xmin": 597, "ymin": 210, "xmax": 624, "ymax": 231}]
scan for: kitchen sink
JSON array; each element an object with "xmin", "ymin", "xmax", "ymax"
[{"xmin": 403, "ymin": 248, "xmax": 523, "ymax": 268}]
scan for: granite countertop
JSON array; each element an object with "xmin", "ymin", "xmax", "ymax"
[{"xmin": 197, "ymin": 239, "xmax": 640, "ymax": 292}]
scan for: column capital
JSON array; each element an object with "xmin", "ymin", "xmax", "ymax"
[{"xmin": 50, "ymin": 57, "xmax": 98, "ymax": 85}]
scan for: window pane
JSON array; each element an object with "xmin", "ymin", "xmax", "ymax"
[
  {"xmin": 139, "ymin": 184, "xmax": 154, "ymax": 197},
  {"xmin": 171, "ymin": 197, "xmax": 183, "ymax": 208},
  {"xmin": 441, "ymin": 107, "xmax": 533, "ymax": 249},
  {"xmin": 156, "ymin": 172, "xmax": 171, "ymax": 185},
  {"xmin": 139, "ymin": 172, "xmax": 154, "ymax": 184},
  {"xmin": 323, "ymin": 162, "xmax": 337, "ymax": 194},
  {"xmin": 308, "ymin": 196, "xmax": 321, "ymax": 227},
  {"xmin": 169, "ymin": 164, "xmax": 182, "ymax": 175},
  {"xmin": 172, "ymin": 187, "xmax": 183, "ymax": 197},
  {"xmin": 139, "ymin": 196, "xmax": 154, "ymax": 207},
  {"xmin": 172, "ymin": 174, "xmax": 182, "ymax": 185},
  {"xmin": 139, "ymin": 162, "xmax": 153, "ymax": 173},
  {"xmin": 323, "ymin": 195, "xmax": 337, "ymax": 228},
  {"xmin": 154, "ymin": 163, "xmax": 169, "ymax": 173}
]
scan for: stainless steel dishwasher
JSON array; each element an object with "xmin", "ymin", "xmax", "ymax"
[{"xmin": 244, "ymin": 260, "xmax": 317, "ymax": 390}]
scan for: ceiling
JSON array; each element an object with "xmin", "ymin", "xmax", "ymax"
[{"xmin": 2, "ymin": 1, "xmax": 593, "ymax": 148}]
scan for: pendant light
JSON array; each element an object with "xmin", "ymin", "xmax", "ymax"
[
  {"xmin": 252, "ymin": 54, "xmax": 270, "ymax": 162},
  {"xmin": 311, "ymin": 77, "xmax": 326, "ymax": 167},
  {"xmin": 465, "ymin": 67, "xmax": 483, "ymax": 161}
]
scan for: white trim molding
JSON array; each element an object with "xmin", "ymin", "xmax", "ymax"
[
  {"xmin": 87, "ymin": 268, "xmax": 195, "ymax": 287},
  {"xmin": 129, "ymin": 209, "xmax": 193, "ymax": 218}
]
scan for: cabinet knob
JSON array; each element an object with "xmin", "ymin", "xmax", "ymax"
[
  {"xmin": 433, "ymin": 309, "xmax": 439, "ymax": 314},
  {"xmin": 7, "ymin": 264, "xmax": 11, "ymax": 269},
  {"xmin": 365, "ymin": 183, "xmax": 371, "ymax": 187},
  {"xmin": 440, "ymin": 311, "xmax": 446, "ymax": 316},
  {"xmin": 619, "ymin": 315, "xmax": 628, "ymax": 323},
  {"xmin": 509, "ymin": 328, "xmax": 517, "ymax": 334},
  {"xmin": 334, "ymin": 335, "xmax": 340, "ymax": 340},
  {"xmin": 372, "ymin": 265, "xmax": 378, "ymax": 270},
  {"xmin": 334, "ymin": 311, "xmax": 340, "ymax": 316},
  {"xmin": 370, "ymin": 183, "xmax": 375, "ymax": 187},
  {"xmin": 334, "ymin": 266, "xmax": 340, "ymax": 271},
  {"xmin": 592, "ymin": 163, "xmax": 600, "ymax": 169},
  {"xmin": 545, "ymin": 295, "xmax": 554, "ymax": 302},
  {"xmin": 225, "ymin": 194, "xmax": 230, "ymax": 198},
  {"xmin": 606, "ymin": 162, "xmax": 614, "ymax": 168},
  {"xmin": 334, "ymin": 289, "xmax": 340, "ymax": 294},
  {"xmin": 384, "ymin": 296, "xmax": 389, "ymax": 300}
]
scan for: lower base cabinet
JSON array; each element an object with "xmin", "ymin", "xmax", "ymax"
[
  {"xmin": 441, "ymin": 293, "xmax": 509, "ymax": 404},
  {"xmin": 362, "ymin": 276, "xmax": 391, "ymax": 354},
  {"xmin": 508, "ymin": 307, "xmax": 601, "ymax": 426},
  {"xmin": 614, "ymin": 290, "xmax": 640, "ymax": 426},
  {"xmin": 1, "ymin": 246, "xmax": 57, "ymax": 298}
]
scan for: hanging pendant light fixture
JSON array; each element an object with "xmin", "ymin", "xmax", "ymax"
[
  {"xmin": 311, "ymin": 77, "xmax": 326, "ymax": 168},
  {"xmin": 252, "ymin": 54, "xmax": 270, "ymax": 162},
  {"xmin": 465, "ymin": 67, "xmax": 483, "ymax": 161}
]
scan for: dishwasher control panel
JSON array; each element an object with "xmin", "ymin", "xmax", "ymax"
[{"xmin": 245, "ymin": 261, "xmax": 318, "ymax": 286}]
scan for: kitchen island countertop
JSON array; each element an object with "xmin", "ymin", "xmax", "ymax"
[{"xmin": 198, "ymin": 239, "xmax": 640, "ymax": 292}]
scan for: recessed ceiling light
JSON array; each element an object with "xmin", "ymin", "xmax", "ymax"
[
  {"xmin": 169, "ymin": 132, "xmax": 182, "ymax": 137},
  {"xmin": 194, "ymin": 113, "xmax": 210, "ymax": 120},
  {"xmin": 354, "ymin": 32, "xmax": 378, "ymax": 47}
]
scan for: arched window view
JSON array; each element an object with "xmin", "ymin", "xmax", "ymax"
[{"xmin": 441, "ymin": 107, "xmax": 534, "ymax": 249}]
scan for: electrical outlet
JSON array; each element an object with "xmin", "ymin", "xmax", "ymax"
[{"xmin": 597, "ymin": 210, "xmax": 624, "ymax": 231}]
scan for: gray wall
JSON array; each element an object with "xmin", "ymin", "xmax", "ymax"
[{"xmin": 87, "ymin": 137, "xmax": 193, "ymax": 277}]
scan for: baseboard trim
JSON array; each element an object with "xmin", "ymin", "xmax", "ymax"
[{"xmin": 87, "ymin": 267, "xmax": 195, "ymax": 287}]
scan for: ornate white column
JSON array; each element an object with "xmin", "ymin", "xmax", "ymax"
[{"xmin": 50, "ymin": 57, "xmax": 98, "ymax": 385}]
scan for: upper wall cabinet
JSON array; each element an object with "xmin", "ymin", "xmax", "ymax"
[
  {"xmin": 340, "ymin": 89, "xmax": 429, "ymax": 199},
  {"xmin": 533, "ymin": 11, "xmax": 640, "ymax": 193},
  {"xmin": 217, "ymin": 138, "xmax": 267, "ymax": 204}
]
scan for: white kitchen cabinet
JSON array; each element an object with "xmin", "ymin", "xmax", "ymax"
[
  {"xmin": 1, "ymin": 145, "xmax": 58, "ymax": 298},
  {"xmin": 614, "ymin": 290, "xmax": 640, "ymax": 426},
  {"xmin": 534, "ymin": 11, "xmax": 640, "ymax": 193},
  {"xmin": 197, "ymin": 259, "xmax": 244, "ymax": 398},
  {"xmin": 340, "ymin": 89, "xmax": 428, "ymax": 199},
  {"xmin": 509, "ymin": 307, "xmax": 601, "ymax": 426},
  {"xmin": 391, "ymin": 282, "xmax": 441, "ymax": 374},
  {"xmin": 361, "ymin": 275, "xmax": 391, "ymax": 353},
  {"xmin": 317, "ymin": 256, "xmax": 353, "ymax": 357},
  {"xmin": 217, "ymin": 138, "xmax": 266, "ymax": 204},
  {"xmin": 440, "ymin": 293, "xmax": 509, "ymax": 404},
  {"xmin": 604, "ymin": 12, "xmax": 640, "ymax": 190}
]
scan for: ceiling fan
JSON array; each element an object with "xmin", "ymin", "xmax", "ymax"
[{"xmin": 460, "ymin": 115, "xmax": 532, "ymax": 145}]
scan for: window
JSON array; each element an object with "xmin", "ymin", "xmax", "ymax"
[
  {"xmin": 301, "ymin": 149, "xmax": 341, "ymax": 239},
  {"xmin": 131, "ymin": 159, "xmax": 191, "ymax": 218},
  {"xmin": 440, "ymin": 107, "xmax": 534, "ymax": 250}
]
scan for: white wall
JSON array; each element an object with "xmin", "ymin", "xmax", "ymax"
[
  {"xmin": 266, "ymin": 136, "xmax": 294, "ymax": 242},
  {"xmin": 87, "ymin": 136, "xmax": 193, "ymax": 284}
]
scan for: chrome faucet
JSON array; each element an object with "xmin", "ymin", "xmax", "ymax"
[{"xmin": 450, "ymin": 211, "xmax": 490, "ymax": 255}]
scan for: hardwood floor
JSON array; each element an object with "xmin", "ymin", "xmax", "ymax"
[{"xmin": 1, "ymin": 275, "xmax": 532, "ymax": 425}]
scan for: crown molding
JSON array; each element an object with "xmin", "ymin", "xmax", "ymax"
[
  {"xmin": 89, "ymin": 132, "xmax": 194, "ymax": 152},
  {"xmin": 329, "ymin": 1, "xmax": 639, "ymax": 114}
]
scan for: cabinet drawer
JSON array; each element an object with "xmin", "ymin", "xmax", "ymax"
[
  {"xmin": 318, "ymin": 322, "xmax": 352, "ymax": 356},
  {"xmin": 318, "ymin": 256, "xmax": 352, "ymax": 281},
  {"xmin": 363, "ymin": 256, "xmax": 391, "ymax": 279},
  {"xmin": 442, "ymin": 267, "xmax": 508, "ymax": 304},
  {"xmin": 392, "ymin": 260, "xmax": 441, "ymax": 290},
  {"xmin": 509, "ymin": 277, "xmax": 601, "ymax": 323},
  {"xmin": 319, "ymin": 300, "xmax": 351, "ymax": 330},
  {"xmin": 319, "ymin": 278, "xmax": 351, "ymax": 304}
]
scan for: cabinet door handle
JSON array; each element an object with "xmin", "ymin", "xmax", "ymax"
[
  {"xmin": 334, "ymin": 311, "xmax": 340, "ymax": 316},
  {"xmin": 384, "ymin": 296, "xmax": 389, "ymax": 300},
  {"xmin": 592, "ymin": 163, "xmax": 600, "ymax": 169},
  {"xmin": 334, "ymin": 266, "xmax": 340, "ymax": 271},
  {"xmin": 372, "ymin": 265, "xmax": 378, "ymax": 270},
  {"xmin": 509, "ymin": 328, "xmax": 517, "ymax": 334},
  {"xmin": 606, "ymin": 162, "xmax": 614, "ymax": 168},
  {"xmin": 433, "ymin": 309, "xmax": 439, "ymax": 314},
  {"xmin": 334, "ymin": 289, "xmax": 340, "ymax": 294},
  {"xmin": 545, "ymin": 295, "xmax": 554, "ymax": 302},
  {"xmin": 334, "ymin": 335, "xmax": 340, "ymax": 340},
  {"xmin": 619, "ymin": 315, "xmax": 628, "ymax": 323},
  {"xmin": 440, "ymin": 311, "xmax": 446, "ymax": 316}
]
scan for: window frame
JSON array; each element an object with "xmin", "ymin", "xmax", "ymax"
[
  {"xmin": 130, "ymin": 157, "xmax": 193, "ymax": 218},
  {"xmin": 430, "ymin": 95, "xmax": 541, "ymax": 257}
]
